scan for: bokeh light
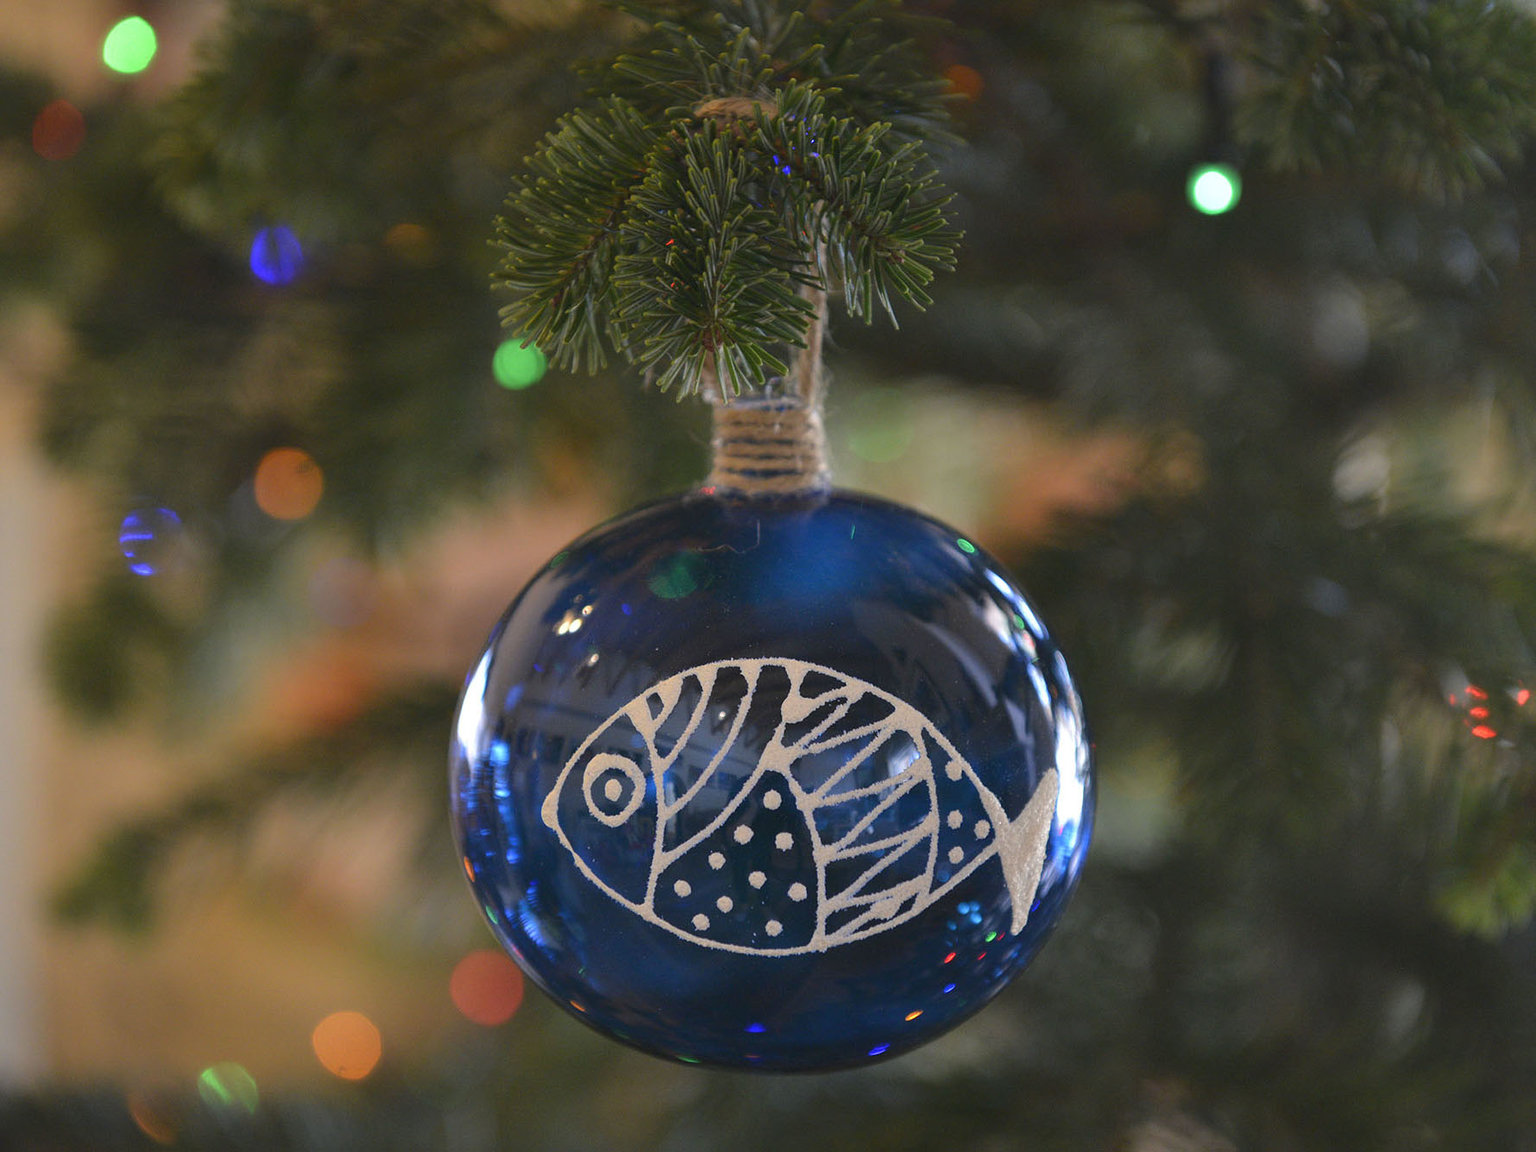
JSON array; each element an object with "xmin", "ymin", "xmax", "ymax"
[
  {"xmin": 450, "ymin": 949, "xmax": 525, "ymax": 1026},
  {"xmin": 253, "ymin": 448, "xmax": 324, "ymax": 520},
  {"xmin": 32, "ymin": 100, "xmax": 85, "ymax": 160},
  {"xmin": 118, "ymin": 507, "xmax": 182, "ymax": 576},
  {"xmin": 493, "ymin": 339, "xmax": 547, "ymax": 389},
  {"xmin": 384, "ymin": 221, "xmax": 436, "ymax": 265},
  {"xmin": 312, "ymin": 1010, "xmax": 382, "ymax": 1080},
  {"xmin": 1187, "ymin": 163, "xmax": 1241, "ymax": 215},
  {"xmin": 944, "ymin": 63, "xmax": 984, "ymax": 101},
  {"xmin": 102, "ymin": 16, "xmax": 158, "ymax": 75},
  {"xmin": 307, "ymin": 556, "xmax": 376, "ymax": 628},
  {"xmin": 250, "ymin": 225, "xmax": 304, "ymax": 285},
  {"xmin": 846, "ymin": 387, "xmax": 914, "ymax": 464},
  {"xmin": 196, "ymin": 1063, "xmax": 258, "ymax": 1113},
  {"xmin": 125, "ymin": 1090, "xmax": 178, "ymax": 1145}
]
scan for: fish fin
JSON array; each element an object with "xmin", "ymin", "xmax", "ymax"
[
  {"xmin": 996, "ymin": 768, "xmax": 1058, "ymax": 935},
  {"xmin": 540, "ymin": 781, "xmax": 562, "ymax": 834}
]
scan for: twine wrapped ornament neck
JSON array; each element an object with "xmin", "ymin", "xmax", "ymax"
[{"xmin": 696, "ymin": 95, "xmax": 832, "ymax": 497}]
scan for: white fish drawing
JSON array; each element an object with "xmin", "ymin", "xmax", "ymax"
[{"xmin": 540, "ymin": 658, "xmax": 1058, "ymax": 956}]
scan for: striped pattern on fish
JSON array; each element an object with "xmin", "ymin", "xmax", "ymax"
[{"xmin": 541, "ymin": 658, "xmax": 1058, "ymax": 956}]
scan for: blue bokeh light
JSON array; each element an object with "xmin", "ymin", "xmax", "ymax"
[
  {"xmin": 250, "ymin": 225, "xmax": 303, "ymax": 285},
  {"xmin": 118, "ymin": 507, "xmax": 182, "ymax": 576}
]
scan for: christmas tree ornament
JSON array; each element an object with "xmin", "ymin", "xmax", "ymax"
[{"xmin": 449, "ymin": 2, "xmax": 1093, "ymax": 1071}]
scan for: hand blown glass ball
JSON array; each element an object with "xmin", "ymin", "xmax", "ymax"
[{"xmin": 449, "ymin": 487, "xmax": 1093, "ymax": 1070}]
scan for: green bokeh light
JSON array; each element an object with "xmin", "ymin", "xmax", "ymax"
[
  {"xmin": 102, "ymin": 16, "xmax": 158, "ymax": 75},
  {"xmin": 648, "ymin": 552, "xmax": 710, "ymax": 600},
  {"xmin": 846, "ymin": 387, "xmax": 914, "ymax": 464},
  {"xmin": 493, "ymin": 339, "xmax": 547, "ymax": 389},
  {"xmin": 197, "ymin": 1063, "xmax": 259, "ymax": 1113},
  {"xmin": 1187, "ymin": 163, "xmax": 1241, "ymax": 215}
]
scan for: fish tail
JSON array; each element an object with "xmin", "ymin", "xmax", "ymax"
[{"xmin": 994, "ymin": 769, "xmax": 1058, "ymax": 935}]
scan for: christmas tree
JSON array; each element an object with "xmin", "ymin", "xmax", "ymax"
[{"xmin": 10, "ymin": 0, "xmax": 1536, "ymax": 1146}]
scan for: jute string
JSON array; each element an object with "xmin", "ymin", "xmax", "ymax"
[
  {"xmin": 697, "ymin": 95, "xmax": 832, "ymax": 496},
  {"xmin": 707, "ymin": 399, "xmax": 831, "ymax": 494}
]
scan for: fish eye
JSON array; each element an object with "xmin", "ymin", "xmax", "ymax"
[{"xmin": 582, "ymin": 752, "xmax": 646, "ymax": 827}]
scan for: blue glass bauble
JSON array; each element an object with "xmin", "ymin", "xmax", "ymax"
[{"xmin": 449, "ymin": 488, "xmax": 1093, "ymax": 1071}]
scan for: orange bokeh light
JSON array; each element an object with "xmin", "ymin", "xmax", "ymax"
[
  {"xmin": 312, "ymin": 1010, "xmax": 382, "ymax": 1080},
  {"xmin": 944, "ymin": 64, "xmax": 984, "ymax": 101},
  {"xmin": 450, "ymin": 949, "xmax": 525, "ymax": 1026},
  {"xmin": 126, "ymin": 1090, "xmax": 178, "ymax": 1145},
  {"xmin": 254, "ymin": 447, "xmax": 324, "ymax": 520},
  {"xmin": 33, "ymin": 100, "xmax": 85, "ymax": 160},
  {"xmin": 384, "ymin": 221, "xmax": 436, "ymax": 265}
]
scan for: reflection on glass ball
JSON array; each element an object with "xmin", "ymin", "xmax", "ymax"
[{"xmin": 450, "ymin": 489, "xmax": 1093, "ymax": 1071}]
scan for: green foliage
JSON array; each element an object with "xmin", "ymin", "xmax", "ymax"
[
  {"xmin": 1242, "ymin": 0, "xmax": 1536, "ymax": 199},
  {"xmin": 53, "ymin": 686, "xmax": 456, "ymax": 931},
  {"xmin": 155, "ymin": 0, "xmax": 616, "ymax": 245},
  {"xmin": 19, "ymin": 0, "xmax": 1536, "ymax": 1147},
  {"xmin": 492, "ymin": 1, "xmax": 960, "ymax": 396},
  {"xmin": 43, "ymin": 576, "xmax": 186, "ymax": 723}
]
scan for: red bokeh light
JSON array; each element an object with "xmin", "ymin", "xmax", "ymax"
[
  {"xmin": 450, "ymin": 949, "xmax": 525, "ymax": 1026},
  {"xmin": 32, "ymin": 100, "xmax": 85, "ymax": 160}
]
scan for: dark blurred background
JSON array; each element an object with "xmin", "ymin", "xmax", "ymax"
[{"xmin": 7, "ymin": 0, "xmax": 1536, "ymax": 1148}]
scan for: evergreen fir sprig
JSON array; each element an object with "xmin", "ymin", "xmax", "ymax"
[
  {"xmin": 492, "ymin": 0, "xmax": 960, "ymax": 397},
  {"xmin": 52, "ymin": 685, "xmax": 456, "ymax": 932},
  {"xmin": 605, "ymin": 0, "xmax": 955, "ymax": 143},
  {"xmin": 757, "ymin": 84, "xmax": 958, "ymax": 320},
  {"xmin": 610, "ymin": 122, "xmax": 814, "ymax": 396}
]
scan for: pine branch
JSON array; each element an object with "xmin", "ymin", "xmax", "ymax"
[
  {"xmin": 610, "ymin": 123, "xmax": 814, "ymax": 395},
  {"xmin": 1240, "ymin": 0, "xmax": 1536, "ymax": 199},
  {"xmin": 492, "ymin": 96, "xmax": 667, "ymax": 374},
  {"xmin": 605, "ymin": 1, "xmax": 955, "ymax": 141},
  {"xmin": 154, "ymin": 0, "xmax": 622, "ymax": 244},
  {"xmin": 758, "ymin": 83, "xmax": 958, "ymax": 323},
  {"xmin": 491, "ymin": 0, "xmax": 961, "ymax": 397}
]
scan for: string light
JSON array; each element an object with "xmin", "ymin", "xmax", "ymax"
[
  {"xmin": 1187, "ymin": 163, "xmax": 1241, "ymax": 215},
  {"xmin": 493, "ymin": 339, "xmax": 547, "ymax": 389},
  {"xmin": 943, "ymin": 64, "xmax": 984, "ymax": 101},
  {"xmin": 196, "ymin": 1063, "xmax": 258, "ymax": 1113},
  {"xmin": 253, "ymin": 448, "xmax": 323, "ymax": 520},
  {"xmin": 384, "ymin": 222, "xmax": 436, "ymax": 265},
  {"xmin": 250, "ymin": 225, "xmax": 303, "ymax": 285},
  {"xmin": 102, "ymin": 16, "xmax": 158, "ymax": 75},
  {"xmin": 118, "ymin": 507, "xmax": 182, "ymax": 576},
  {"xmin": 125, "ymin": 1091, "xmax": 177, "ymax": 1145},
  {"xmin": 312, "ymin": 1011, "xmax": 382, "ymax": 1080},
  {"xmin": 32, "ymin": 100, "xmax": 85, "ymax": 160},
  {"xmin": 450, "ymin": 949, "xmax": 524, "ymax": 1026}
]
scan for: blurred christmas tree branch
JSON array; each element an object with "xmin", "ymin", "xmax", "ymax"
[
  {"xmin": 12, "ymin": 0, "xmax": 1536, "ymax": 1144},
  {"xmin": 493, "ymin": 1, "xmax": 960, "ymax": 396},
  {"xmin": 16, "ymin": 0, "xmax": 1536, "ymax": 950},
  {"xmin": 51, "ymin": 683, "xmax": 457, "ymax": 933}
]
